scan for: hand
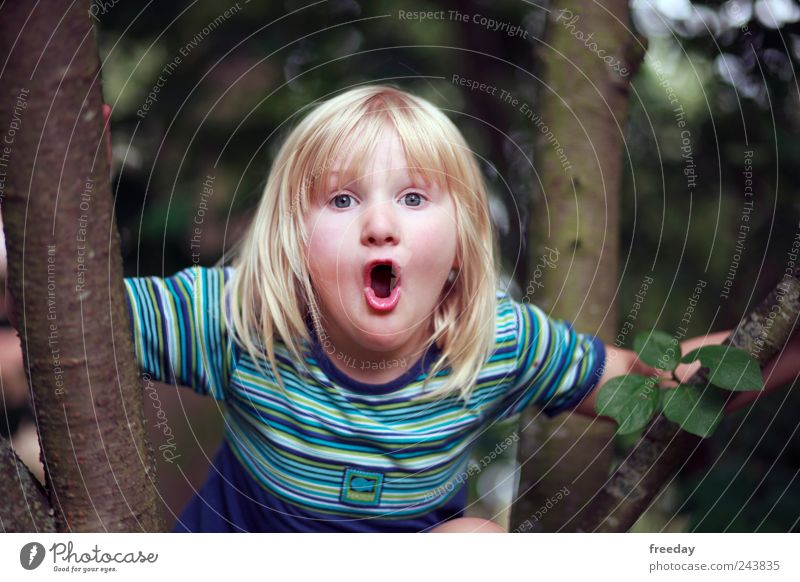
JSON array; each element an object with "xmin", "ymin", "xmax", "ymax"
[
  {"xmin": 724, "ymin": 331, "xmax": 800, "ymax": 414},
  {"xmin": 673, "ymin": 329, "xmax": 799, "ymax": 415}
]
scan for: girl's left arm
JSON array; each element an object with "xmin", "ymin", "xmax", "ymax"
[{"xmin": 573, "ymin": 329, "xmax": 800, "ymax": 418}]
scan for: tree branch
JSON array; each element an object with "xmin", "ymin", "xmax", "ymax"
[
  {"xmin": 0, "ymin": 0, "xmax": 165, "ymax": 532},
  {"xmin": 574, "ymin": 267, "xmax": 800, "ymax": 532},
  {"xmin": 511, "ymin": 0, "xmax": 646, "ymax": 532},
  {"xmin": 0, "ymin": 436, "xmax": 55, "ymax": 532}
]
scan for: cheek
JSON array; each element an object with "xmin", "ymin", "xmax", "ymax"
[
  {"xmin": 411, "ymin": 211, "xmax": 459, "ymax": 267},
  {"xmin": 306, "ymin": 212, "xmax": 329, "ymax": 252},
  {"xmin": 305, "ymin": 214, "xmax": 330, "ymax": 284},
  {"xmin": 306, "ymin": 210, "xmax": 355, "ymax": 256},
  {"xmin": 305, "ymin": 213, "xmax": 351, "ymax": 287}
]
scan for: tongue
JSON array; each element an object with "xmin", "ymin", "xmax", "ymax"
[{"xmin": 371, "ymin": 265, "xmax": 392, "ymax": 298}]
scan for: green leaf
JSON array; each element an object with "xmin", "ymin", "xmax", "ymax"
[
  {"xmin": 595, "ymin": 374, "xmax": 661, "ymax": 435},
  {"xmin": 662, "ymin": 385, "xmax": 726, "ymax": 438},
  {"xmin": 633, "ymin": 330, "xmax": 680, "ymax": 372},
  {"xmin": 679, "ymin": 345, "xmax": 763, "ymax": 392}
]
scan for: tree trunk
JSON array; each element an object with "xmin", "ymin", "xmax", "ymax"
[
  {"xmin": 510, "ymin": 0, "xmax": 646, "ymax": 532},
  {"xmin": 0, "ymin": 1, "xmax": 164, "ymax": 532},
  {"xmin": 576, "ymin": 268, "xmax": 800, "ymax": 532},
  {"xmin": 0, "ymin": 436, "xmax": 55, "ymax": 532}
]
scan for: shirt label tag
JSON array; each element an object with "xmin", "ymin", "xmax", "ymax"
[{"xmin": 341, "ymin": 467, "xmax": 384, "ymax": 506}]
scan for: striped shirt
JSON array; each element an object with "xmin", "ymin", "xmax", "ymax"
[{"xmin": 123, "ymin": 265, "xmax": 606, "ymax": 532}]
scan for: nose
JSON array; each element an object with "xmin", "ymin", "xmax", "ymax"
[{"xmin": 361, "ymin": 201, "xmax": 399, "ymax": 247}]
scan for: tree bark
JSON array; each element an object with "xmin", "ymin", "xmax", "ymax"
[
  {"xmin": 575, "ymin": 267, "xmax": 800, "ymax": 532},
  {"xmin": 0, "ymin": 436, "xmax": 55, "ymax": 532},
  {"xmin": 0, "ymin": 1, "xmax": 164, "ymax": 532},
  {"xmin": 510, "ymin": 0, "xmax": 646, "ymax": 532}
]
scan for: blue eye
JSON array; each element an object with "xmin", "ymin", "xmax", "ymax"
[
  {"xmin": 331, "ymin": 194, "xmax": 354, "ymax": 208},
  {"xmin": 402, "ymin": 192, "xmax": 424, "ymax": 207}
]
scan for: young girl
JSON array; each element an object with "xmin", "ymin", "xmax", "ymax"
[{"xmin": 120, "ymin": 85, "xmax": 777, "ymax": 533}]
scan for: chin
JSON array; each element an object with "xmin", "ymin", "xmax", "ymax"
[{"xmin": 355, "ymin": 327, "xmax": 407, "ymax": 351}]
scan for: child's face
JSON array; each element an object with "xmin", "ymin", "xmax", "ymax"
[{"xmin": 303, "ymin": 129, "xmax": 459, "ymax": 361}]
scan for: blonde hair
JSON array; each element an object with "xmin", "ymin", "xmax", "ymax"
[{"xmin": 225, "ymin": 84, "xmax": 499, "ymax": 401}]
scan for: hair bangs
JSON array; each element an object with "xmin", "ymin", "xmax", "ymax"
[
  {"xmin": 393, "ymin": 105, "xmax": 460, "ymax": 190},
  {"xmin": 303, "ymin": 95, "xmax": 456, "ymax": 207},
  {"xmin": 300, "ymin": 108, "xmax": 389, "ymax": 212}
]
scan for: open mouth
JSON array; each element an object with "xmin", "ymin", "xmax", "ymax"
[
  {"xmin": 364, "ymin": 260, "xmax": 401, "ymax": 312},
  {"xmin": 370, "ymin": 263, "xmax": 398, "ymax": 298}
]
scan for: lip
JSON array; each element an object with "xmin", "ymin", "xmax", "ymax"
[{"xmin": 363, "ymin": 259, "xmax": 402, "ymax": 312}]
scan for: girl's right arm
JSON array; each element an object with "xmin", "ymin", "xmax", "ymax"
[
  {"xmin": 4, "ymin": 265, "xmax": 231, "ymax": 399},
  {"xmin": 123, "ymin": 266, "xmax": 233, "ymax": 400}
]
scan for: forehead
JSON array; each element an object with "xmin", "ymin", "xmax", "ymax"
[
  {"xmin": 305, "ymin": 113, "xmax": 449, "ymax": 204},
  {"xmin": 325, "ymin": 130, "xmax": 411, "ymax": 184}
]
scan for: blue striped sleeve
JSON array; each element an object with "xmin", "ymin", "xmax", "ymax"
[
  {"xmin": 123, "ymin": 266, "xmax": 233, "ymax": 400},
  {"xmin": 494, "ymin": 298, "xmax": 606, "ymax": 420}
]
